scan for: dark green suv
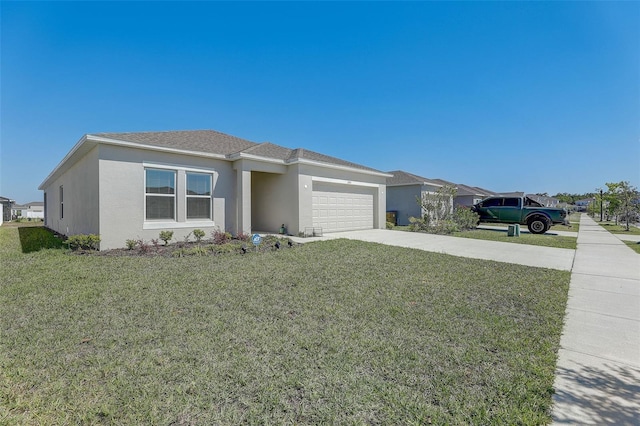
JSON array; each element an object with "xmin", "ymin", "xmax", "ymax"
[{"xmin": 472, "ymin": 196, "xmax": 568, "ymax": 234}]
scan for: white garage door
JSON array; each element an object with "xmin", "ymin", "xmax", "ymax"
[{"xmin": 312, "ymin": 182, "xmax": 374, "ymax": 233}]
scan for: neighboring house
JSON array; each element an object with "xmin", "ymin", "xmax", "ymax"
[
  {"xmin": 575, "ymin": 198, "xmax": 594, "ymax": 207},
  {"xmin": 0, "ymin": 196, "xmax": 14, "ymax": 223},
  {"xmin": 386, "ymin": 171, "xmax": 446, "ymax": 226},
  {"xmin": 526, "ymin": 194, "xmax": 560, "ymax": 207},
  {"xmin": 12, "ymin": 201, "xmax": 45, "ymax": 219},
  {"xmin": 471, "ymin": 186, "xmax": 497, "ymax": 198},
  {"xmin": 39, "ymin": 130, "xmax": 390, "ymax": 250},
  {"xmin": 426, "ymin": 178, "xmax": 492, "ymax": 208},
  {"xmin": 386, "ymin": 171, "xmax": 500, "ymax": 224},
  {"xmin": 454, "ymin": 184, "xmax": 491, "ymax": 208}
]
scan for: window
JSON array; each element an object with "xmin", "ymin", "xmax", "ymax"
[
  {"xmin": 145, "ymin": 169, "xmax": 175, "ymax": 220},
  {"xmin": 186, "ymin": 172, "xmax": 212, "ymax": 220},
  {"xmin": 503, "ymin": 198, "xmax": 519, "ymax": 207},
  {"xmin": 59, "ymin": 186, "xmax": 64, "ymax": 219},
  {"xmin": 481, "ymin": 197, "xmax": 501, "ymax": 208}
]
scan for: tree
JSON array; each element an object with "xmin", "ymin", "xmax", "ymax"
[
  {"xmin": 418, "ymin": 184, "xmax": 456, "ymax": 225},
  {"xmin": 605, "ymin": 181, "xmax": 639, "ymax": 231}
]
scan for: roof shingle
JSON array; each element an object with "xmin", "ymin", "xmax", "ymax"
[{"xmin": 92, "ymin": 130, "xmax": 383, "ymax": 173}]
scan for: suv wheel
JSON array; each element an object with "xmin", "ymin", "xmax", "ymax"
[{"xmin": 527, "ymin": 216, "xmax": 550, "ymax": 234}]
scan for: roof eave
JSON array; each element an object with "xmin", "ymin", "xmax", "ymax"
[{"xmin": 290, "ymin": 157, "xmax": 392, "ymax": 178}]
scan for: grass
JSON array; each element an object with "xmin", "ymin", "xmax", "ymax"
[
  {"xmin": 454, "ymin": 229, "xmax": 577, "ymax": 249},
  {"xmin": 0, "ymin": 226, "xmax": 570, "ymax": 424},
  {"xmin": 393, "ymin": 224, "xmax": 576, "ymax": 249},
  {"xmin": 624, "ymin": 241, "xmax": 640, "ymax": 254},
  {"xmin": 479, "ymin": 221, "xmax": 578, "ymax": 234},
  {"xmin": 597, "ymin": 221, "xmax": 640, "ymax": 235}
]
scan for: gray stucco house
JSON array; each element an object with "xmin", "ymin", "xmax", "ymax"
[
  {"xmin": 39, "ymin": 130, "xmax": 390, "ymax": 250},
  {"xmin": 386, "ymin": 170, "xmax": 445, "ymax": 226},
  {"xmin": 386, "ymin": 171, "xmax": 498, "ymax": 225}
]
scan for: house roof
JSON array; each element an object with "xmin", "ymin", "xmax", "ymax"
[
  {"xmin": 94, "ymin": 130, "xmax": 384, "ymax": 173},
  {"xmin": 40, "ymin": 130, "xmax": 389, "ymax": 189},
  {"xmin": 471, "ymin": 186, "xmax": 497, "ymax": 197},
  {"xmin": 95, "ymin": 130, "xmax": 256, "ymax": 156},
  {"xmin": 386, "ymin": 170, "xmax": 443, "ymax": 187},
  {"xmin": 456, "ymin": 184, "xmax": 488, "ymax": 197},
  {"xmin": 386, "ymin": 171, "xmax": 496, "ymax": 197}
]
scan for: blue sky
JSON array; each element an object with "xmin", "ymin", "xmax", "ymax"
[{"xmin": 1, "ymin": 1, "xmax": 638, "ymax": 204}]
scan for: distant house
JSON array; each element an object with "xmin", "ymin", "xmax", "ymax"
[
  {"xmin": 575, "ymin": 198, "xmax": 594, "ymax": 207},
  {"xmin": 574, "ymin": 198, "xmax": 595, "ymax": 212},
  {"xmin": 454, "ymin": 184, "xmax": 492, "ymax": 208},
  {"xmin": 12, "ymin": 201, "xmax": 44, "ymax": 219},
  {"xmin": 386, "ymin": 170, "xmax": 444, "ymax": 225},
  {"xmin": 39, "ymin": 130, "xmax": 390, "ymax": 250},
  {"xmin": 386, "ymin": 171, "xmax": 500, "ymax": 224},
  {"xmin": 0, "ymin": 196, "xmax": 14, "ymax": 223}
]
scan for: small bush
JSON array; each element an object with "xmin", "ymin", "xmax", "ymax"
[
  {"xmin": 212, "ymin": 230, "xmax": 232, "ymax": 245},
  {"xmin": 159, "ymin": 230, "xmax": 174, "ymax": 246},
  {"xmin": 137, "ymin": 239, "xmax": 151, "ymax": 254},
  {"xmin": 125, "ymin": 239, "xmax": 137, "ymax": 250},
  {"xmin": 193, "ymin": 229, "xmax": 206, "ymax": 243},
  {"xmin": 66, "ymin": 234, "xmax": 101, "ymax": 251},
  {"xmin": 386, "ymin": 221, "xmax": 395, "ymax": 229},
  {"xmin": 236, "ymin": 232, "xmax": 251, "ymax": 242},
  {"xmin": 454, "ymin": 206, "xmax": 480, "ymax": 231}
]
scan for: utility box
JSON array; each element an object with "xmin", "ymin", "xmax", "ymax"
[{"xmin": 508, "ymin": 224, "xmax": 521, "ymax": 237}]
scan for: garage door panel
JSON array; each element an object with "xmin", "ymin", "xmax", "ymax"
[{"xmin": 312, "ymin": 182, "xmax": 374, "ymax": 233}]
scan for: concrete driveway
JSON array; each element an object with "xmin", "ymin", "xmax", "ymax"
[{"xmin": 292, "ymin": 229, "xmax": 575, "ymax": 271}]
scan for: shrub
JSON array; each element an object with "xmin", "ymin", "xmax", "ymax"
[
  {"xmin": 159, "ymin": 230, "xmax": 174, "ymax": 246},
  {"xmin": 125, "ymin": 239, "xmax": 137, "ymax": 250},
  {"xmin": 193, "ymin": 229, "xmax": 206, "ymax": 243},
  {"xmin": 137, "ymin": 239, "xmax": 151, "ymax": 254},
  {"xmin": 151, "ymin": 239, "xmax": 160, "ymax": 249},
  {"xmin": 386, "ymin": 221, "xmax": 395, "ymax": 229},
  {"xmin": 66, "ymin": 234, "xmax": 101, "ymax": 251},
  {"xmin": 454, "ymin": 206, "xmax": 480, "ymax": 231},
  {"xmin": 235, "ymin": 232, "xmax": 251, "ymax": 242},
  {"xmin": 212, "ymin": 230, "xmax": 232, "ymax": 245}
]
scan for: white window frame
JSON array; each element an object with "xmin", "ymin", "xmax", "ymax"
[
  {"xmin": 143, "ymin": 162, "xmax": 216, "ymax": 230},
  {"xmin": 144, "ymin": 168, "xmax": 177, "ymax": 222},
  {"xmin": 186, "ymin": 172, "xmax": 213, "ymax": 221}
]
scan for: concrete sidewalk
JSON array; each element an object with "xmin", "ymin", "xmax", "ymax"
[
  {"xmin": 291, "ymin": 228, "xmax": 575, "ymax": 271},
  {"xmin": 551, "ymin": 214, "xmax": 640, "ymax": 425}
]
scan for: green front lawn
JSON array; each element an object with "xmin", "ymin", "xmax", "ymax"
[
  {"xmin": 624, "ymin": 241, "xmax": 640, "ymax": 254},
  {"xmin": 598, "ymin": 221, "xmax": 640, "ymax": 235},
  {"xmin": 0, "ymin": 226, "xmax": 570, "ymax": 424},
  {"xmin": 455, "ymin": 229, "xmax": 577, "ymax": 249}
]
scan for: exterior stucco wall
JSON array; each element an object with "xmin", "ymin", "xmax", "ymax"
[
  {"xmin": 386, "ymin": 185, "xmax": 422, "ymax": 226},
  {"xmin": 97, "ymin": 145, "xmax": 236, "ymax": 250},
  {"xmin": 42, "ymin": 146, "xmax": 100, "ymax": 238},
  {"xmin": 251, "ymin": 171, "xmax": 297, "ymax": 234},
  {"xmin": 297, "ymin": 163, "xmax": 387, "ymax": 232}
]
